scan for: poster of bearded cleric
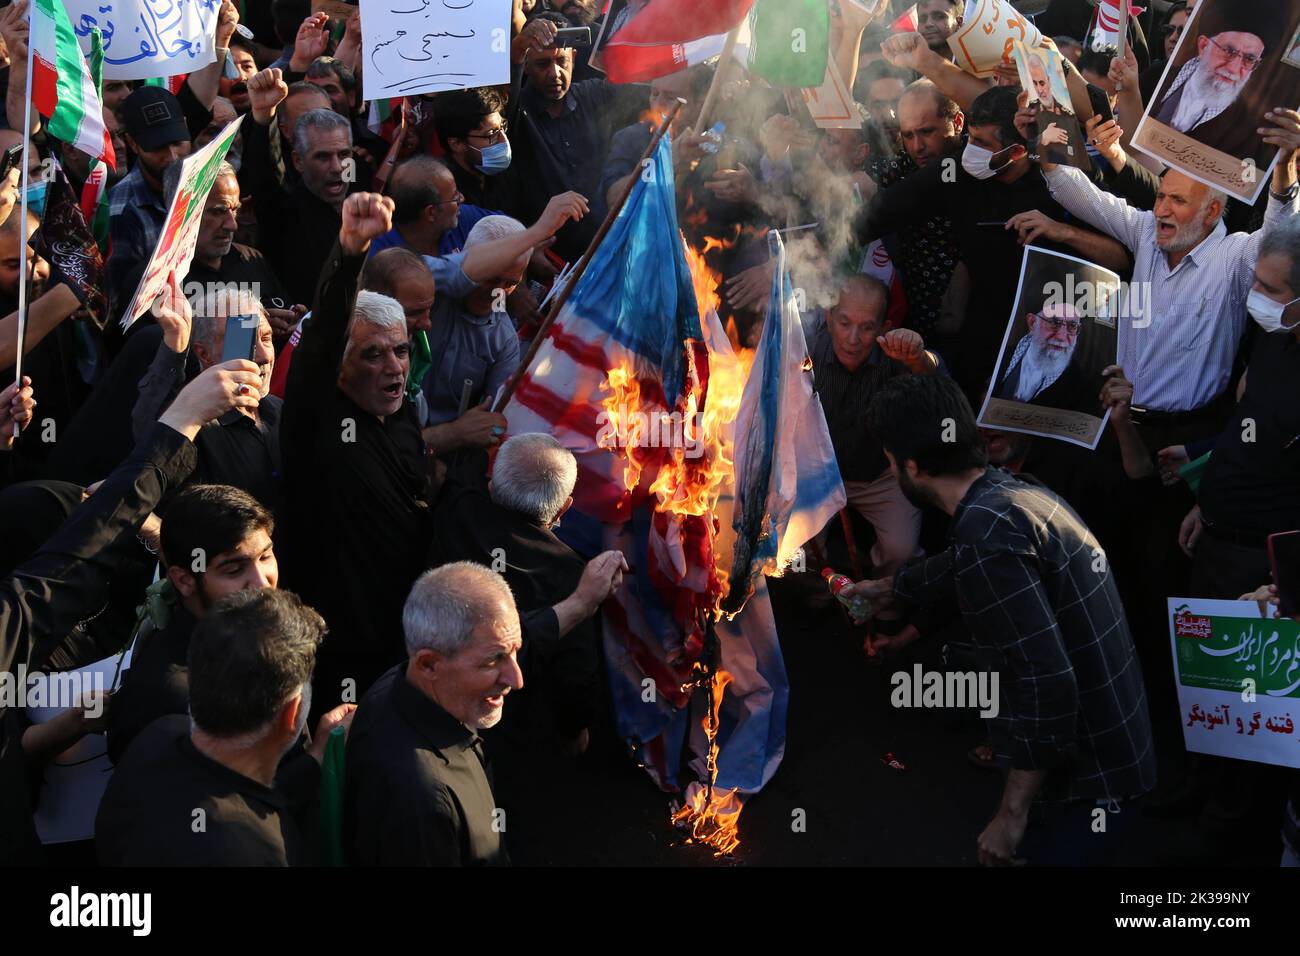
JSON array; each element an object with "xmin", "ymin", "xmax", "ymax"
[
  {"xmin": 978, "ymin": 247, "xmax": 1121, "ymax": 450},
  {"xmin": 1132, "ymin": 0, "xmax": 1300, "ymax": 203}
]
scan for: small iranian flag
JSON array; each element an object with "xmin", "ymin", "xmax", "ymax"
[
  {"xmin": 31, "ymin": 0, "xmax": 115, "ymax": 168},
  {"xmin": 890, "ymin": 4, "xmax": 919, "ymax": 33}
]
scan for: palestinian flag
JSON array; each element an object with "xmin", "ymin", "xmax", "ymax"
[{"xmin": 31, "ymin": 0, "xmax": 115, "ymax": 167}]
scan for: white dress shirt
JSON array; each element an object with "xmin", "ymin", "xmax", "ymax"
[{"xmin": 1043, "ymin": 165, "xmax": 1298, "ymax": 412}]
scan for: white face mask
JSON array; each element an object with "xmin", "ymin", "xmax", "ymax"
[
  {"xmin": 961, "ymin": 141, "xmax": 1019, "ymax": 180},
  {"xmin": 1247, "ymin": 289, "xmax": 1300, "ymax": 333}
]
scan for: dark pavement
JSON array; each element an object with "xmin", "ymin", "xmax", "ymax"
[{"xmin": 493, "ymin": 571, "xmax": 1253, "ymax": 867}]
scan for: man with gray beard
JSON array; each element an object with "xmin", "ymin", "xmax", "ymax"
[
  {"xmin": 994, "ymin": 302, "xmax": 1087, "ymax": 408},
  {"xmin": 1151, "ymin": 5, "xmax": 1288, "ymax": 166}
]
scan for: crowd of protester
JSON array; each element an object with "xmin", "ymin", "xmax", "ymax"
[{"xmin": 1, "ymin": 0, "xmax": 1299, "ymax": 867}]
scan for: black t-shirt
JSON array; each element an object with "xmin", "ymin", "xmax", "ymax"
[
  {"xmin": 96, "ymin": 715, "xmax": 302, "ymax": 866},
  {"xmin": 1198, "ymin": 330, "xmax": 1300, "ymax": 536}
]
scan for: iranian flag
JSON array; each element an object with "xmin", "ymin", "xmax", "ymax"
[{"xmin": 31, "ymin": 0, "xmax": 115, "ymax": 167}]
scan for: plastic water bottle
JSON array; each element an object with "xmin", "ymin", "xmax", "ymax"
[
  {"xmin": 822, "ymin": 568, "xmax": 871, "ymax": 622},
  {"xmin": 701, "ymin": 121, "xmax": 726, "ymax": 154}
]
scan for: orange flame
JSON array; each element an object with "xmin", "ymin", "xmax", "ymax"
[
  {"xmin": 597, "ymin": 363, "xmax": 645, "ymax": 492},
  {"xmin": 671, "ymin": 667, "xmax": 741, "ymax": 856}
]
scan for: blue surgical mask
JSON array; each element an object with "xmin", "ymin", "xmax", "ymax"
[
  {"xmin": 475, "ymin": 138, "xmax": 512, "ymax": 176},
  {"xmin": 24, "ymin": 181, "xmax": 47, "ymax": 219}
]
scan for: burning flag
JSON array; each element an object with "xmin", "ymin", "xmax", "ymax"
[
  {"xmin": 723, "ymin": 231, "xmax": 845, "ymax": 617},
  {"xmin": 31, "ymin": 2, "xmax": 115, "ymax": 168},
  {"xmin": 504, "ymin": 133, "xmax": 791, "ymax": 853},
  {"xmin": 1088, "ymin": 0, "xmax": 1144, "ymax": 52}
]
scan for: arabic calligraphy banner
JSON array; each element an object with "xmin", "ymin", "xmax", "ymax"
[
  {"xmin": 120, "ymin": 116, "xmax": 244, "ymax": 328},
  {"xmin": 359, "ymin": 0, "xmax": 512, "ymax": 100},
  {"xmin": 1168, "ymin": 597, "xmax": 1300, "ymax": 769},
  {"xmin": 64, "ymin": 0, "xmax": 220, "ymax": 81}
]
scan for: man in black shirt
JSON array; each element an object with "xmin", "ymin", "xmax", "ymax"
[
  {"xmin": 810, "ymin": 275, "xmax": 938, "ymax": 630},
  {"xmin": 855, "ymin": 87, "xmax": 1129, "ymax": 397},
  {"xmin": 97, "ymin": 589, "xmax": 325, "ymax": 866},
  {"xmin": 280, "ymin": 193, "xmax": 432, "ymax": 713},
  {"xmin": 1173, "ymin": 217, "xmax": 1300, "ymax": 861},
  {"xmin": 345, "ymin": 562, "xmax": 522, "ymax": 866},
  {"xmin": 244, "ymin": 69, "xmax": 359, "ymax": 305},
  {"xmin": 108, "ymin": 485, "xmax": 279, "ymax": 763},
  {"xmin": 846, "ymin": 375, "xmax": 1155, "ymax": 865},
  {"xmin": 1, "ymin": 362, "xmax": 264, "ymax": 863},
  {"xmin": 431, "ymin": 434, "xmax": 626, "ymax": 750}
]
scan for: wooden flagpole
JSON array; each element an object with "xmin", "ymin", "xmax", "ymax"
[
  {"xmin": 691, "ymin": 25, "xmax": 741, "ymax": 138},
  {"xmin": 492, "ymin": 99, "xmax": 684, "ymax": 414}
]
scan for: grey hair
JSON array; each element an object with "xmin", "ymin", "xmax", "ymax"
[
  {"xmin": 465, "ymin": 214, "xmax": 527, "ymax": 247},
  {"xmin": 163, "ymin": 160, "xmax": 237, "ymax": 206},
  {"xmin": 1201, "ymin": 187, "xmax": 1229, "ymax": 225},
  {"xmin": 403, "ymin": 562, "xmax": 517, "ymax": 657},
  {"xmin": 490, "ymin": 433, "xmax": 577, "ymax": 525},
  {"xmin": 1259, "ymin": 216, "xmax": 1300, "ymax": 295},
  {"xmin": 293, "ymin": 107, "xmax": 352, "ymax": 160},
  {"xmin": 346, "ymin": 289, "xmax": 406, "ymax": 342}
]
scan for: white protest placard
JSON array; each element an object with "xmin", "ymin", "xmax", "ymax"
[
  {"xmin": 360, "ymin": 0, "xmax": 512, "ymax": 100},
  {"xmin": 64, "ymin": 0, "xmax": 219, "ymax": 81},
  {"xmin": 798, "ymin": 58, "xmax": 859, "ymax": 130},
  {"xmin": 120, "ymin": 115, "xmax": 244, "ymax": 329},
  {"xmin": 1167, "ymin": 597, "xmax": 1300, "ymax": 770},
  {"xmin": 947, "ymin": 0, "xmax": 1042, "ymax": 77}
]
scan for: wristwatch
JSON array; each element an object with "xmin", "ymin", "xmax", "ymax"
[{"xmin": 1271, "ymin": 182, "xmax": 1299, "ymax": 203}]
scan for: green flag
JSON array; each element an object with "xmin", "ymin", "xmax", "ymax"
[{"xmin": 746, "ymin": 0, "xmax": 830, "ymax": 89}]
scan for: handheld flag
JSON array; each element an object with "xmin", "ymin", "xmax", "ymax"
[{"xmin": 31, "ymin": 1, "xmax": 115, "ymax": 168}]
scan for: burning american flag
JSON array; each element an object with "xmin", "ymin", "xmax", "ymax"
[{"xmin": 504, "ymin": 133, "xmax": 842, "ymax": 854}]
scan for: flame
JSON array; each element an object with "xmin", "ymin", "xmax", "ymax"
[
  {"xmin": 671, "ymin": 666, "xmax": 741, "ymax": 856},
  {"xmin": 597, "ymin": 363, "xmax": 645, "ymax": 492},
  {"xmin": 700, "ymin": 223, "xmax": 741, "ymax": 256}
]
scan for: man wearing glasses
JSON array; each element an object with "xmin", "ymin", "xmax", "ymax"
[
  {"xmin": 994, "ymin": 302, "xmax": 1089, "ymax": 408},
  {"xmin": 1152, "ymin": 5, "xmax": 1285, "ymax": 148}
]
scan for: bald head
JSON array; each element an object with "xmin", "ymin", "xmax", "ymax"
[{"xmin": 828, "ymin": 274, "xmax": 889, "ymax": 372}]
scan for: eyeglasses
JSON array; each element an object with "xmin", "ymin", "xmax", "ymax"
[
  {"xmin": 1205, "ymin": 36, "xmax": 1262, "ymax": 71},
  {"xmin": 1034, "ymin": 314, "xmax": 1082, "ymax": 334},
  {"xmin": 431, "ymin": 191, "xmax": 464, "ymax": 206},
  {"xmin": 468, "ymin": 122, "xmax": 509, "ymax": 144}
]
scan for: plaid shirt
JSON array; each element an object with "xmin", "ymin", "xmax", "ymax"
[{"xmin": 894, "ymin": 469, "xmax": 1156, "ymax": 804}]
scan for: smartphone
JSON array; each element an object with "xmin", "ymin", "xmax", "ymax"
[
  {"xmin": 221, "ymin": 314, "xmax": 259, "ymax": 363},
  {"xmin": 554, "ymin": 26, "xmax": 592, "ymax": 47},
  {"xmin": 1086, "ymin": 84, "xmax": 1115, "ymax": 126},
  {"xmin": 1269, "ymin": 530, "xmax": 1300, "ymax": 617},
  {"xmin": 0, "ymin": 143, "xmax": 23, "ymax": 182}
]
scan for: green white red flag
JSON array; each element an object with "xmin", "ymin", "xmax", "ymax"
[{"xmin": 31, "ymin": 0, "xmax": 116, "ymax": 168}]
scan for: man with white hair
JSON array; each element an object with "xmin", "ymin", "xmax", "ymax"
[
  {"xmin": 1039, "ymin": 108, "xmax": 1300, "ymax": 443},
  {"xmin": 97, "ymin": 589, "xmax": 326, "ymax": 865},
  {"xmin": 281, "ymin": 193, "xmax": 438, "ymax": 714},
  {"xmin": 431, "ymin": 433, "xmax": 628, "ymax": 752},
  {"xmin": 344, "ymin": 562, "xmax": 522, "ymax": 866}
]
